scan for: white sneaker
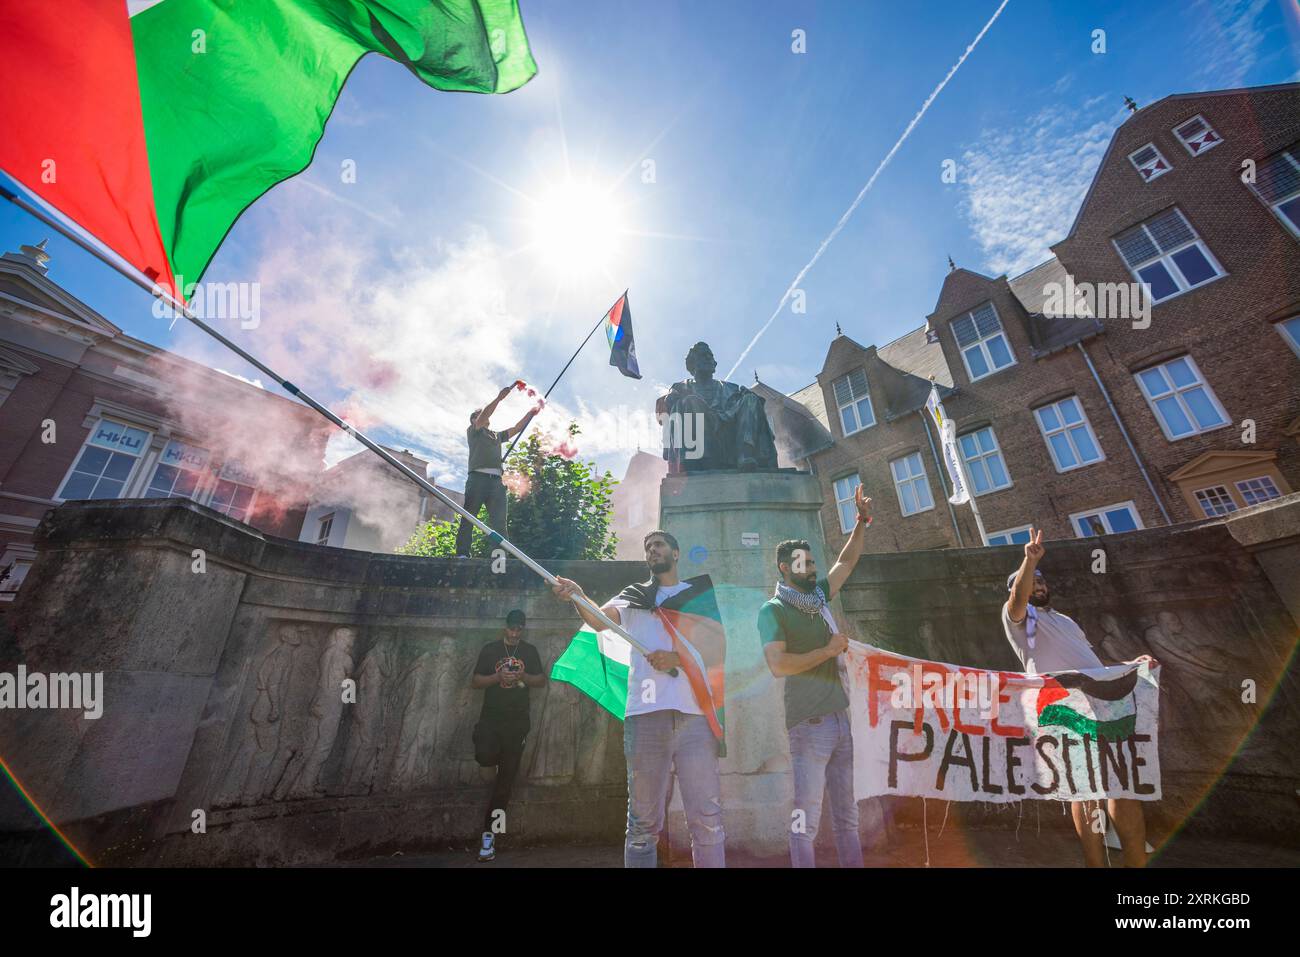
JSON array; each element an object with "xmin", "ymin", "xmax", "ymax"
[{"xmin": 478, "ymin": 831, "xmax": 495, "ymax": 862}]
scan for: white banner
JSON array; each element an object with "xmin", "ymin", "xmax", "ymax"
[
  {"xmin": 845, "ymin": 641, "xmax": 1161, "ymax": 802},
  {"xmin": 926, "ymin": 386, "xmax": 969, "ymax": 505}
]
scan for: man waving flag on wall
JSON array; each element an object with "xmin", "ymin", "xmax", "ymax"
[{"xmin": 0, "ymin": 0, "xmax": 537, "ymax": 297}]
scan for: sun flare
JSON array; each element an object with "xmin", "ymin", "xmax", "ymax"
[{"xmin": 529, "ymin": 180, "xmax": 624, "ymax": 278}]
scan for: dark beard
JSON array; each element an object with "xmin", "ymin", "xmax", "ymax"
[
  {"xmin": 648, "ymin": 558, "xmax": 673, "ymax": 575},
  {"xmin": 1028, "ymin": 590, "xmax": 1050, "ymax": 608},
  {"xmin": 791, "ymin": 571, "xmax": 817, "ymax": 590}
]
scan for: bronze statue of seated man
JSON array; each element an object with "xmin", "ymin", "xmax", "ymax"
[{"xmin": 656, "ymin": 341, "xmax": 778, "ymax": 472}]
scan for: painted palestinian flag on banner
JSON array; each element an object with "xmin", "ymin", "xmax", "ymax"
[
  {"xmin": 603, "ymin": 291, "xmax": 641, "ymax": 379},
  {"xmin": 0, "ymin": 0, "xmax": 537, "ymax": 298},
  {"xmin": 550, "ymin": 575, "xmax": 726, "ymax": 752},
  {"xmin": 1035, "ymin": 669, "xmax": 1139, "ymax": 740}
]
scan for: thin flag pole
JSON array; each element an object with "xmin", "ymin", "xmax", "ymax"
[
  {"xmin": 0, "ymin": 183, "xmax": 657, "ymax": 659},
  {"xmin": 501, "ymin": 289, "xmax": 626, "ymax": 461}
]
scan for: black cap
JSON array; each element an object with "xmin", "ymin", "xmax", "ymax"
[{"xmin": 506, "ymin": 609, "xmax": 526, "ymax": 627}]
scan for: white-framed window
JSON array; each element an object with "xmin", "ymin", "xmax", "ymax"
[
  {"xmin": 1034, "ymin": 396, "xmax": 1104, "ymax": 472},
  {"xmin": 1134, "ymin": 355, "xmax": 1229, "ymax": 441},
  {"xmin": 958, "ymin": 426, "xmax": 1011, "ymax": 495},
  {"xmin": 56, "ymin": 418, "xmax": 152, "ymax": 501},
  {"xmin": 1070, "ymin": 501, "xmax": 1143, "ymax": 537},
  {"xmin": 144, "ymin": 439, "xmax": 211, "ymax": 501},
  {"xmin": 1173, "ymin": 115, "xmax": 1222, "ymax": 156},
  {"xmin": 1128, "ymin": 143, "xmax": 1171, "ymax": 181},
  {"xmin": 1275, "ymin": 316, "xmax": 1300, "ymax": 359},
  {"xmin": 1113, "ymin": 208, "xmax": 1224, "ymax": 303},
  {"xmin": 952, "ymin": 302, "xmax": 1015, "ymax": 381},
  {"xmin": 1248, "ymin": 141, "xmax": 1300, "ymax": 238},
  {"xmin": 987, "ymin": 525, "xmax": 1034, "ymax": 546},
  {"xmin": 833, "ymin": 473, "xmax": 861, "ymax": 534},
  {"xmin": 889, "ymin": 452, "xmax": 934, "ymax": 516},
  {"xmin": 1194, "ymin": 485, "xmax": 1237, "ymax": 517},
  {"xmin": 316, "ymin": 513, "xmax": 335, "ymax": 545},
  {"xmin": 832, "ymin": 369, "xmax": 876, "ymax": 436},
  {"xmin": 1236, "ymin": 476, "xmax": 1281, "ymax": 507},
  {"xmin": 0, "ymin": 550, "xmax": 35, "ymax": 603},
  {"xmin": 210, "ymin": 461, "xmax": 258, "ymax": 523}
]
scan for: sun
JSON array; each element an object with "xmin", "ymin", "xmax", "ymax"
[{"xmin": 529, "ymin": 180, "xmax": 624, "ymax": 278}]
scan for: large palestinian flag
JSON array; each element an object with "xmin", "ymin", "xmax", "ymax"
[
  {"xmin": 551, "ymin": 575, "xmax": 726, "ymax": 752},
  {"xmin": 1035, "ymin": 669, "xmax": 1139, "ymax": 739},
  {"xmin": 0, "ymin": 1, "xmax": 536, "ymax": 297}
]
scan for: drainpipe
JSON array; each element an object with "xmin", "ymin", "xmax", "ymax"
[
  {"xmin": 1075, "ymin": 341, "xmax": 1172, "ymax": 525},
  {"xmin": 920, "ymin": 409, "xmax": 965, "ymax": 547}
]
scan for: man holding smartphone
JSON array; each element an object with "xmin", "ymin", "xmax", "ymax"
[{"xmin": 470, "ymin": 609, "xmax": 545, "ymax": 862}]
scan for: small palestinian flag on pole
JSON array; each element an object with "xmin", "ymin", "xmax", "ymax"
[
  {"xmin": 1035, "ymin": 668, "xmax": 1139, "ymax": 739},
  {"xmin": 0, "ymin": 0, "xmax": 536, "ymax": 298},
  {"xmin": 603, "ymin": 291, "xmax": 641, "ymax": 379},
  {"xmin": 551, "ymin": 575, "xmax": 726, "ymax": 753}
]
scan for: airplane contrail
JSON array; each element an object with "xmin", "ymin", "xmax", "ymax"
[{"xmin": 725, "ymin": 0, "xmax": 1012, "ymax": 381}]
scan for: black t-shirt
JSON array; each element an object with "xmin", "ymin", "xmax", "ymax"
[{"xmin": 475, "ymin": 639, "xmax": 543, "ymax": 723}]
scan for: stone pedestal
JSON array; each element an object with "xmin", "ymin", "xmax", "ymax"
[{"xmin": 658, "ymin": 469, "xmax": 830, "ymax": 855}]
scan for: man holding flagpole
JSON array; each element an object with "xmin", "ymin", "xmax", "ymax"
[{"xmin": 551, "ymin": 530, "xmax": 727, "ymax": 868}]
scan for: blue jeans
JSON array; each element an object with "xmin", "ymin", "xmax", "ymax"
[
  {"xmin": 623, "ymin": 709, "xmax": 726, "ymax": 868},
  {"xmin": 787, "ymin": 709, "xmax": 863, "ymax": 868}
]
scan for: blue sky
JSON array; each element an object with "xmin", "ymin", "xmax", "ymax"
[{"xmin": 3, "ymin": 0, "xmax": 1298, "ymax": 488}]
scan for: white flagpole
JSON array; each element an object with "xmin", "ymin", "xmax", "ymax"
[
  {"xmin": 927, "ymin": 378, "xmax": 989, "ymax": 546},
  {"xmin": 0, "ymin": 180, "xmax": 661, "ymax": 660}
]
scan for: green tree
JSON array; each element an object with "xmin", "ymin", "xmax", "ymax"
[{"xmin": 397, "ymin": 423, "xmax": 618, "ymax": 560}]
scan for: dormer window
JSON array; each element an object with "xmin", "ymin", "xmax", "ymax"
[
  {"xmin": 832, "ymin": 368, "xmax": 875, "ymax": 436},
  {"xmin": 1129, "ymin": 143, "xmax": 1171, "ymax": 182},
  {"xmin": 951, "ymin": 302, "xmax": 1015, "ymax": 381},
  {"xmin": 1173, "ymin": 115, "xmax": 1221, "ymax": 156}
]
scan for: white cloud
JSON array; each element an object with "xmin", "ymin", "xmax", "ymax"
[
  {"xmin": 1190, "ymin": 0, "xmax": 1272, "ymax": 88},
  {"xmin": 959, "ymin": 103, "xmax": 1122, "ymax": 277}
]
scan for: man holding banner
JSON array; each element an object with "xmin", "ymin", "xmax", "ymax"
[
  {"xmin": 1004, "ymin": 528, "xmax": 1158, "ymax": 867},
  {"xmin": 760, "ymin": 487, "xmax": 873, "ymax": 868},
  {"xmin": 551, "ymin": 530, "xmax": 727, "ymax": 868}
]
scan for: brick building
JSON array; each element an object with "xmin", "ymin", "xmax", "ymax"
[
  {"xmin": 0, "ymin": 240, "xmax": 334, "ymax": 598},
  {"xmin": 793, "ymin": 83, "xmax": 1300, "ymax": 554}
]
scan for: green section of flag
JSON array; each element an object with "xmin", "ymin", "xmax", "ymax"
[
  {"xmin": 1038, "ymin": 704, "xmax": 1136, "ymax": 740},
  {"xmin": 550, "ymin": 628, "xmax": 628, "ymax": 720},
  {"xmin": 131, "ymin": 0, "xmax": 536, "ymax": 283}
]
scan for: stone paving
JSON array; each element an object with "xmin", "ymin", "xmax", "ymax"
[{"xmin": 348, "ymin": 827, "xmax": 1300, "ymax": 868}]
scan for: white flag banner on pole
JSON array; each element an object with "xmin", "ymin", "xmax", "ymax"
[{"xmin": 927, "ymin": 385, "xmax": 969, "ymax": 506}]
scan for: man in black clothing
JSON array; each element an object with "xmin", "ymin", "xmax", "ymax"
[{"xmin": 470, "ymin": 608, "xmax": 545, "ymax": 861}]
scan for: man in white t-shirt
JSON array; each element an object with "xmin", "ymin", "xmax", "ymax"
[
  {"xmin": 1003, "ymin": 527, "xmax": 1158, "ymax": 867},
  {"xmin": 552, "ymin": 529, "xmax": 725, "ymax": 868}
]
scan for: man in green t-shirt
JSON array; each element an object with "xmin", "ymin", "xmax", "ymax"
[
  {"xmin": 759, "ymin": 485, "xmax": 872, "ymax": 867},
  {"xmin": 455, "ymin": 385, "xmax": 535, "ymax": 557}
]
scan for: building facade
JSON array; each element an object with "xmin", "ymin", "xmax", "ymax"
[
  {"xmin": 800, "ymin": 83, "xmax": 1300, "ymax": 554},
  {"xmin": 0, "ymin": 240, "xmax": 333, "ymax": 599},
  {"xmin": 299, "ymin": 445, "xmax": 463, "ymax": 553}
]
